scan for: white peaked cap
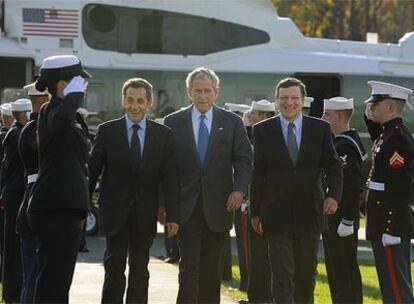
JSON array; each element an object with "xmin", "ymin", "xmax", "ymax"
[
  {"xmin": 324, "ymin": 96, "xmax": 354, "ymax": 110},
  {"xmin": 11, "ymin": 98, "xmax": 32, "ymax": 112},
  {"xmin": 24, "ymin": 82, "xmax": 48, "ymax": 96},
  {"xmin": 365, "ymin": 81, "xmax": 413, "ymax": 103},
  {"xmin": 1, "ymin": 103, "xmax": 12, "ymax": 116},
  {"xmin": 225, "ymin": 102, "xmax": 250, "ymax": 113},
  {"xmin": 303, "ymin": 97, "xmax": 314, "ymax": 108},
  {"xmin": 250, "ymin": 99, "xmax": 275, "ymax": 112},
  {"xmin": 41, "ymin": 55, "xmax": 80, "ymax": 69}
]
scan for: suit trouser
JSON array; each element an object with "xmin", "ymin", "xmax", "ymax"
[
  {"xmin": 177, "ymin": 201, "xmax": 226, "ymax": 304},
  {"xmin": 247, "ymin": 215, "xmax": 272, "ymax": 303},
  {"xmin": 371, "ymin": 239, "xmax": 414, "ymax": 304},
  {"xmin": 266, "ymin": 231, "xmax": 319, "ymax": 304},
  {"xmin": 234, "ymin": 208, "xmax": 249, "ymax": 290},
  {"xmin": 29, "ymin": 210, "xmax": 82, "ymax": 304},
  {"xmin": 101, "ymin": 207, "xmax": 153, "ymax": 304},
  {"xmin": 20, "ymin": 232, "xmax": 38, "ymax": 304},
  {"xmin": 3, "ymin": 199, "xmax": 23, "ymax": 303},
  {"xmin": 322, "ymin": 231, "xmax": 362, "ymax": 303},
  {"xmin": 220, "ymin": 232, "xmax": 232, "ymax": 281}
]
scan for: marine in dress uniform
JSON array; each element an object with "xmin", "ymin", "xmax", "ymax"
[
  {"xmin": 245, "ymin": 99, "xmax": 275, "ymax": 303},
  {"xmin": 16, "ymin": 82, "xmax": 49, "ymax": 304},
  {"xmin": 321, "ymin": 97, "xmax": 365, "ymax": 303},
  {"xmin": 2, "ymin": 98, "xmax": 32, "ymax": 303},
  {"xmin": 0, "ymin": 103, "xmax": 13, "ymax": 285},
  {"xmin": 27, "ymin": 55, "xmax": 92, "ymax": 304},
  {"xmin": 364, "ymin": 81, "xmax": 414, "ymax": 303}
]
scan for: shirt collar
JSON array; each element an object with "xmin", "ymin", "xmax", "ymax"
[
  {"xmin": 125, "ymin": 114, "xmax": 146, "ymax": 131},
  {"xmin": 192, "ymin": 105, "xmax": 213, "ymax": 121},
  {"xmin": 280, "ymin": 113, "xmax": 303, "ymax": 129}
]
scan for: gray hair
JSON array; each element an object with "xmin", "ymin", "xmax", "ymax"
[{"xmin": 185, "ymin": 67, "xmax": 220, "ymax": 89}]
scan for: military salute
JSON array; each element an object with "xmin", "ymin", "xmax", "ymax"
[
  {"xmin": 364, "ymin": 81, "xmax": 414, "ymax": 303},
  {"xmin": 27, "ymin": 55, "xmax": 92, "ymax": 303},
  {"xmin": 3, "ymin": 52, "xmax": 414, "ymax": 303},
  {"xmin": 322, "ymin": 96, "xmax": 365, "ymax": 303}
]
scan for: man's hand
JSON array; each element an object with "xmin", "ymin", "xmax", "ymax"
[
  {"xmin": 251, "ymin": 216, "xmax": 264, "ymax": 236},
  {"xmin": 226, "ymin": 191, "xmax": 244, "ymax": 212},
  {"xmin": 382, "ymin": 233, "xmax": 401, "ymax": 247},
  {"xmin": 157, "ymin": 207, "xmax": 166, "ymax": 226},
  {"xmin": 324, "ymin": 197, "xmax": 338, "ymax": 215},
  {"xmin": 166, "ymin": 222, "xmax": 179, "ymax": 237}
]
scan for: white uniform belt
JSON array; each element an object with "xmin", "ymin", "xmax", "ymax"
[
  {"xmin": 27, "ymin": 174, "xmax": 38, "ymax": 184},
  {"xmin": 368, "ymin": 181, "xmax": 384, "ymax": 191}
]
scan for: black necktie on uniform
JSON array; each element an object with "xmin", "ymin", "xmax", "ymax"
[{"xmin": 131, "ymin": 124, "xmax": 141, "ymax": 168}]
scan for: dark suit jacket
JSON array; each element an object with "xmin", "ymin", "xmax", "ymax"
[
  {"xmin": 164, "ymin": 105, "xmax": 252, "ymax": 232},
  {"xmin": 88, "ymin": 116, "xmax": 179, "ymax": 237},
  {"xmin": 250, "ymin": 115, "xmax": 343, "ymax": 234}
]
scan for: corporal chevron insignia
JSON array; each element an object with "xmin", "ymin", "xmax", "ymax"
[{"xmin": 389, "ymin": 151, "xmax": 405, "ymax": 169}]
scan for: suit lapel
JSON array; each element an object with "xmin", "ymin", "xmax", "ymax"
[
  {"xmin": 182, "ymin": 106, "xmax": 200, "ymax": 167},
  {"xmin": 272, "ymin": 116, "xmax": 294, "ymax": 167},
  {"xmin": 296, "ymin": 116, "xmax": 310, "ymax": 166},
  {"xmin": 141, "ymin": 119, "xmax": 154, "ymax": 167}
]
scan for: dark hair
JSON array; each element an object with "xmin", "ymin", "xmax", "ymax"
[
  {"xmin": 275, "ymin": 78, "xmax": 307, "ymax": 99},
  {"xmin": 122, "ymin": 78, "xmax": 153, "ymax": 101},
  {"xmin": 35, "ymin": 78, "xmax": 71, "ymax": 97}
]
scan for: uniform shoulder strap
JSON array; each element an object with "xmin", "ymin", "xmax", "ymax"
[{"xmin": 335, "ymin": 134, "xmax": 368, "ymax": 162}]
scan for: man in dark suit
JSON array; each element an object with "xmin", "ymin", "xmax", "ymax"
[
  {"xmin": 89, "ymin": 77, "xmax": 179, "ymax": 304},
  {"xmin": 250, "ymin": 77, "xmax": 343, "ymax": 304},
  {"xmin": 164, "ymin": 67, "xmax": 252, "ymax": 304}
]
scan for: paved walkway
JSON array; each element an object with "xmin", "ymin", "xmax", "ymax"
[{"xmin": 70, "ymin": 235, "xmax": 236, "ymax": 304}]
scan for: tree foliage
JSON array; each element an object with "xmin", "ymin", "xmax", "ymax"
[{"xmin": 272, "ymin": 0, "xmax": 414, "ymax": 43}]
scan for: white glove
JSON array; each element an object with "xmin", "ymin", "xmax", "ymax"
[
  {"xmin": 382, "ymin": 233, "xmax": 401, "ymax": 247},
  {"xmin": 337, "ymin": 220, "xmax": 354, "ymax": 237},
  {"xmin": 63, "ymin": 76, "xmax": 88, "ymax": 96},
  {"xmin": 365, "ymin": 104, "xmax": 374, "ymax": 120}
]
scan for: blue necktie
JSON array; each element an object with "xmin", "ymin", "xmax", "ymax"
[{"xmin": 197, "ymin": 115, "xmax": 209, "ymax": 166}]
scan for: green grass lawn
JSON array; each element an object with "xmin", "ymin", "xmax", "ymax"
[{"xmin": 222, "ymin": 257, "xmax": 402, "ymax": 303}]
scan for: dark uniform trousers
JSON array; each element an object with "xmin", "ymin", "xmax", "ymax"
[
  {"xmin": 371, "ymin": 240, "xmax": 414, "ymax": 303},
  {"xmin": 322, "ymin": 231, "xmax": 362, "ymax": 303},
  {"xmin": 234, "ymin": 207, "xmax": 249, "ymax": 290},
  {"xmin": 3, "ymin": 192, "xmax": 23, "ymax": 302},
  {"xmin": 247, "ymin": 215, "xmax": 272, "ymax": 303},
  {"xmin": 177, "ymin": 198, "xmax": 226, "ymax": 304},
  {"xmin": 28, "ymin": 211, "xmax": 82, "ymax": 304},
  {"xmin": 101, "ymin": 202, "xmax": 153, "ymax": 304},
  {"xmin": 265, "ymin": 231, "xmax": 319, "ymax": 304}
]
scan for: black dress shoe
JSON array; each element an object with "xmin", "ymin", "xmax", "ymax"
[{"xmin": 79, "ymin": 246, "xmax": 89, "ymax": 253}]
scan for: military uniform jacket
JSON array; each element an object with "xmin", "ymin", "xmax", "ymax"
[
  {"xmin": 2, "ymin": 121, "xmax": 26, "ymax": 210},
  {"xmin": 365, "ymin": 117, "xmax": 414, "ymax": 240},
  {"xmin": 0, "ymin": 126, "xmax": 9, "ymax": 197},
  {"xmin": 16, "ymin": 113, "xmax": 38, "ymax": 233},
  {"xmin": 327, "ymin": 129, "xmax": 366, "ymax": 232},
  {"xmin": 28, "ymin": 93, "xmax": 90, "ymax": 213}
]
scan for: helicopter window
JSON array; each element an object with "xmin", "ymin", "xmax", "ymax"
[{"xmin": 82, "ymin": 4, "xmax": 270, "ymax": 55}]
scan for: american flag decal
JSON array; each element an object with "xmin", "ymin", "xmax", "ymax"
[{"xmin": 22, "ymin": 8, "xmax": 78, "ymax": 37}]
